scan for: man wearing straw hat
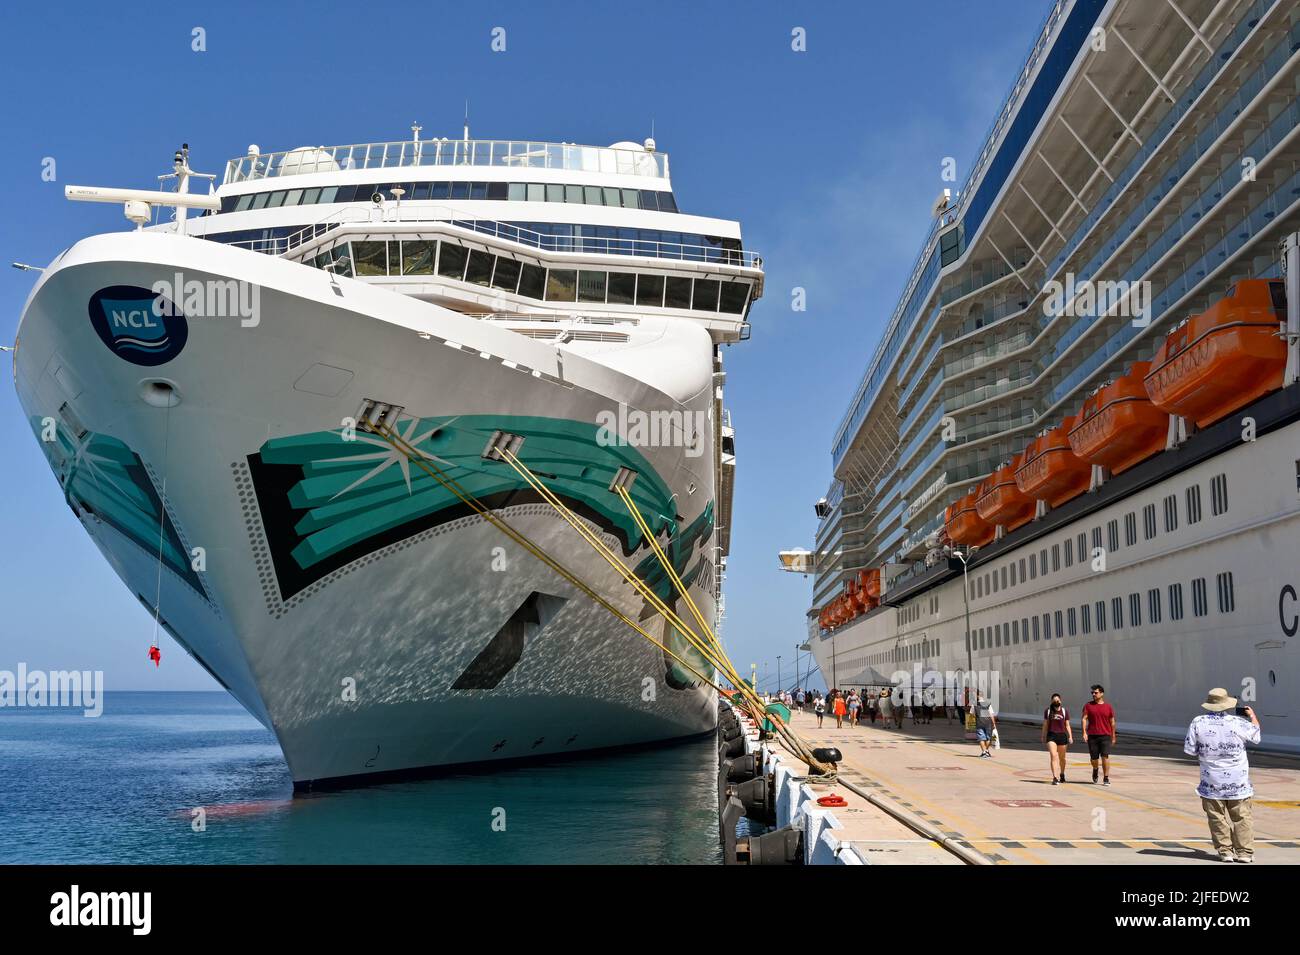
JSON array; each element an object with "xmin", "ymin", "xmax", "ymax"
[{"xmin": 1183, "ymin": 688, "xmax": 1261, "ymax": 863}]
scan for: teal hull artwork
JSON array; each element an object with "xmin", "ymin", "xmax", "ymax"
[
  {"xmin": 29, "ymin": 417, "xmax": 207, "ymax": 598},
  {"xmin": 246, "ymin": 413, "xmax": 716, "ymax": 688}
]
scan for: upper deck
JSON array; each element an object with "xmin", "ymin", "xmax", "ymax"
[{"xmin": 223, "ymin": 138, "xmax": 669, "ymax": 187}]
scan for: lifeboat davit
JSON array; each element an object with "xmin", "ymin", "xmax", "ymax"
[
  {"xmin": 1015, "ymin": 417, "xmax": 1091, "ymax": 507},
  {"xmin": 944, "ymin": 492, "xmax": 994, "ymax": 547},
  {"xmin": 1144, "ymin": 279, "xmax": 1287, "ymax": 428},
  {"xmin": 1068, "ymin": 361, "xmax": 1169, "ymax": 475},
  {"xmin": 975, "ymin": 459, "xmax": 1035, "ymax": 532}
]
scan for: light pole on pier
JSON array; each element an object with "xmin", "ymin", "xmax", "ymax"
[
  {"xmin": 777, "ymin": 655, "xmax": 782, "ymax": 694},
  {"xmin": 952, "ymin": 549, "xmax": 973, "ymax": 711}
]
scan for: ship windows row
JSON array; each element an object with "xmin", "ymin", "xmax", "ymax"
[
  {"xmin": 864, "ymin": 637, "xmax": 943, "ymax": 668},
  {"xmin": 968, "ymin": 472, "xmax": 1229, "ymax": 602},
  {"xmin": 314, "ymin": 239, "xmax": 752, "ymax": 314},
  {"xmin": 221, "ymin": 182, "xmax": 679, "ymax": 214},
  {"xmin": 969, "ymin": 571, "xmax": 1236, "ymax": 652},
  {"xmin": 895, "ymin": 594, "xmax": 940, "ymax": 628}
]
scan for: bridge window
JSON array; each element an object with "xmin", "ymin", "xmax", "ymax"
[
  {"xmin": 693, "ymin": 279, "xmax": 720, "ymax": 311},
  {"xmin": 637, "ymin": 274, "xmax": 665, "ymax": 307},
  {"xmin": 492, "ymin": 258, "xmax": 522, "ymax": 293},
  {"xmin": 401, "ymin": 241, "xmax": 436, "ymax": 275},
  {"xmin": 577, "ymin": 270, "xmax": 607, "ymax": 303},
  {"xmin": 437, "ymin": 241, "xmax": 468, "ymax": 280},
  {"xmin": 607, "ymin": 272, "xmax": 636, "ymax": 305},
  {"xmin": 665, "ymin": 276, "xmax": 693, "ymax": 309},
  {"xmin": 353, "ymin": 240, "xmax": 387, "ymax": 276},
  {"xmin": 545, "ymin": 269, "xmax": 577, "ymax": 302},
  {"xmin": 465, "ymin": 249, "xmax": 494, "ymax": 287}
]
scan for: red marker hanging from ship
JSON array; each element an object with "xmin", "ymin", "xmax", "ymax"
[{"xmin": 147, "ymin": 381, "xmax": 176, "ymax": 669}]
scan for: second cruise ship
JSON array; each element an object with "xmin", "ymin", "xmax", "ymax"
[{"xmin": 797, "ymin": 0, "xmax": 1300, "ymax": 749}]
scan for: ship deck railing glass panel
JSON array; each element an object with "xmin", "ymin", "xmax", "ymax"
[
  {"xmin": 1045, "ymin": 0, "xmax": 1281, "ymax": 278},
  {"xmin": 898, "ymin": 332, "xmax": 944, "ymax": 406},
  {"xmin": 943, "ymin": 330, "xmax": 1036, "ymax": 378},
  {"xmin": 946, "ymin": 367, "xmax": 1037, "ymax": 413},
  {"xmin": 225, "ymin": 139, "xmax": 670, "ymax": 184},
  {"xmin": 898, "ymin": 377, "xmax": 944, "ymax": 440}
]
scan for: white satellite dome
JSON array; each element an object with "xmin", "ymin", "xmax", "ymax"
[{"xmin": 277, "ymin": 147, "xmax": 339, "ymax": 176}]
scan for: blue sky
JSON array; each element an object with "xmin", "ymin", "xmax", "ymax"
[{"xmin": 0, "ymin": 0, "xmax": 1041, "ymax": 691}]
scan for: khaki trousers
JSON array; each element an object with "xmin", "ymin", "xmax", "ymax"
[{"xmin": 1200, "ymin": 796, "xmax": 1254, "ymax": 859}]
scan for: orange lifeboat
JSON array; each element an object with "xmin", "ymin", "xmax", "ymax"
[
  {"xmin": 945, "ymin": 492, "xmax": 994, "ymax": 547},
  {"xmin": 862, "ymin": 567, "xmax": 882, "ymax": 603},
  {"xmin": 843, "ymin": 580, "xmax": 861, "ymax": 619},
  {"xmin": 975, "ymin": 459, "xmax": 1035, "ymax": 532},
  {"xmin": 1015, "ymin": 417, "xmax": 1091, "ymax": 507},
  {"xmin": 857, "ymin": 569, "xmax": 880, "ymax": 611},
  {"xmin": 1144, "ymin": 279, "xmax": 1287, "ymax": 428},
  {"xmin": 1069, "ymin": 361, "xmax": 1168, "ymax": 474},
  {"xmin": 850, "ymin": 576, "xmax": 871, "ymax": 613}
]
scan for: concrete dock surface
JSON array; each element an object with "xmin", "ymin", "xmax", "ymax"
[{"xmin": 782, "ymin": 706, "xmax": 1300, "ymax": 864}]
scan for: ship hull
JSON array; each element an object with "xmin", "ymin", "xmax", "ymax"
[{"xmin": 14, "ymin": 232, "xmax": 722, "ymax": 785}]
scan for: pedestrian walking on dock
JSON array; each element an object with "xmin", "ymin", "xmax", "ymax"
[
  {"xmin": 879, "ymin": 689, "xmax": 892, "ymax": 728},
  {"xmin": 892, "ymin": 688, "xmax": 906, "ymax": 729},
  {"xmin": 1041, "ymin": 693, "xmax": 1073, "ymax": 785},
  {"xmin": 847, "ymin": 691, "xmax": 861, "ymax": 727},
  {"xmin": 832, "ymin": 690, "xmax": 847, "ymax": 729},
  {"xmin": 795, "ymin": 689, "xmax": 805, "ymax": 712},
  {"xmin": 1082, "ymin": 685, "xmax": 1117, "ymax": 785},
  {"xmin": 866, "ymin": 691, "xmax": 878, "ymax": 724},
  {"xmin": 814, "ymin": 694, "xmax": 826, "ymax": 728},
  {"xmin": 973, "ymin": 693, "xmax": 997, "ymax": 756},
  {"xmin": 1184, "ymin": 688, "xmax": 1261, "ymax": 863}
]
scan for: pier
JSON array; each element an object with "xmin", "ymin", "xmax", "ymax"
[{"xmin": 723, "ymin": 703, "xmax": 1300, "ymax": 865}]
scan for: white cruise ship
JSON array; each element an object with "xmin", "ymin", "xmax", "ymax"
[
  {"xmin": 13, "ymin": 132, "xmax": 760, "ymax": 786},
  {"xmin": 796, "ymin": 0, "xmax": 1300, "ymax": 749}
]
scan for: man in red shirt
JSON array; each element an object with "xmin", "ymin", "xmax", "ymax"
[{"xmin": 1082, "ymin": 684, "xmax": 1116, "ymax": 785}]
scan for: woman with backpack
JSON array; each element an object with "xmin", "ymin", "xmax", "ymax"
[
  {"xmin": 814, "ymin": 693, "xmax": 826, "ymax": 728},
  {"xmin": 1041, "ymin": 692, "xmax": 1073, "ymax": 785}
]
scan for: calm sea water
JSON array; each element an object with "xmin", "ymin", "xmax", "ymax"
[{"xmin": 0, "ymin": 692, "xmax": 721, "ymax": 864}]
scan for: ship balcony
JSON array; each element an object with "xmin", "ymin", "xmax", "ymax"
[{"xmin": 224, "ymin": 139, "xmax": 670, "ymax": 185}]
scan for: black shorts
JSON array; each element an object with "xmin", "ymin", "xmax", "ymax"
[
  {"xmin": 1088, "ymin": 735, "xmax": 1113, "ymax": 758},
  {"xmin": 1046, "ymin": 731, "xmax": 1069, "ymax": 745}
]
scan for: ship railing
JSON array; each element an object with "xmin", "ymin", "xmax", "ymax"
[
  {"xmin": 220, "ymin": 204, "xmax": 762, "ymax": 268},
  {"xmin": 223, "ymin": 139, "xmax": 670, "ymax": 185}
]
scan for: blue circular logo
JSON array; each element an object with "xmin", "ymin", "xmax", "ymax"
[{"xmin": 88, "ymin": 285, "xmax": 188, "ymax": 367}]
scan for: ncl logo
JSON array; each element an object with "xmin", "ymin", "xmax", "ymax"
[{"xmin": 88, "ymin": 285, "xmax": 188, "ymax": 367}]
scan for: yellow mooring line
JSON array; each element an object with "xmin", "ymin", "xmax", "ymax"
[{"xmin": 358, "ymin": 419, "xmax": 828, "ymax": 772}]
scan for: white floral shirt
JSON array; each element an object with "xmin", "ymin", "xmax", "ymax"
[{"xmin": 1183, "ymin": 713, "xmax": 1261, "ymax": 799}]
